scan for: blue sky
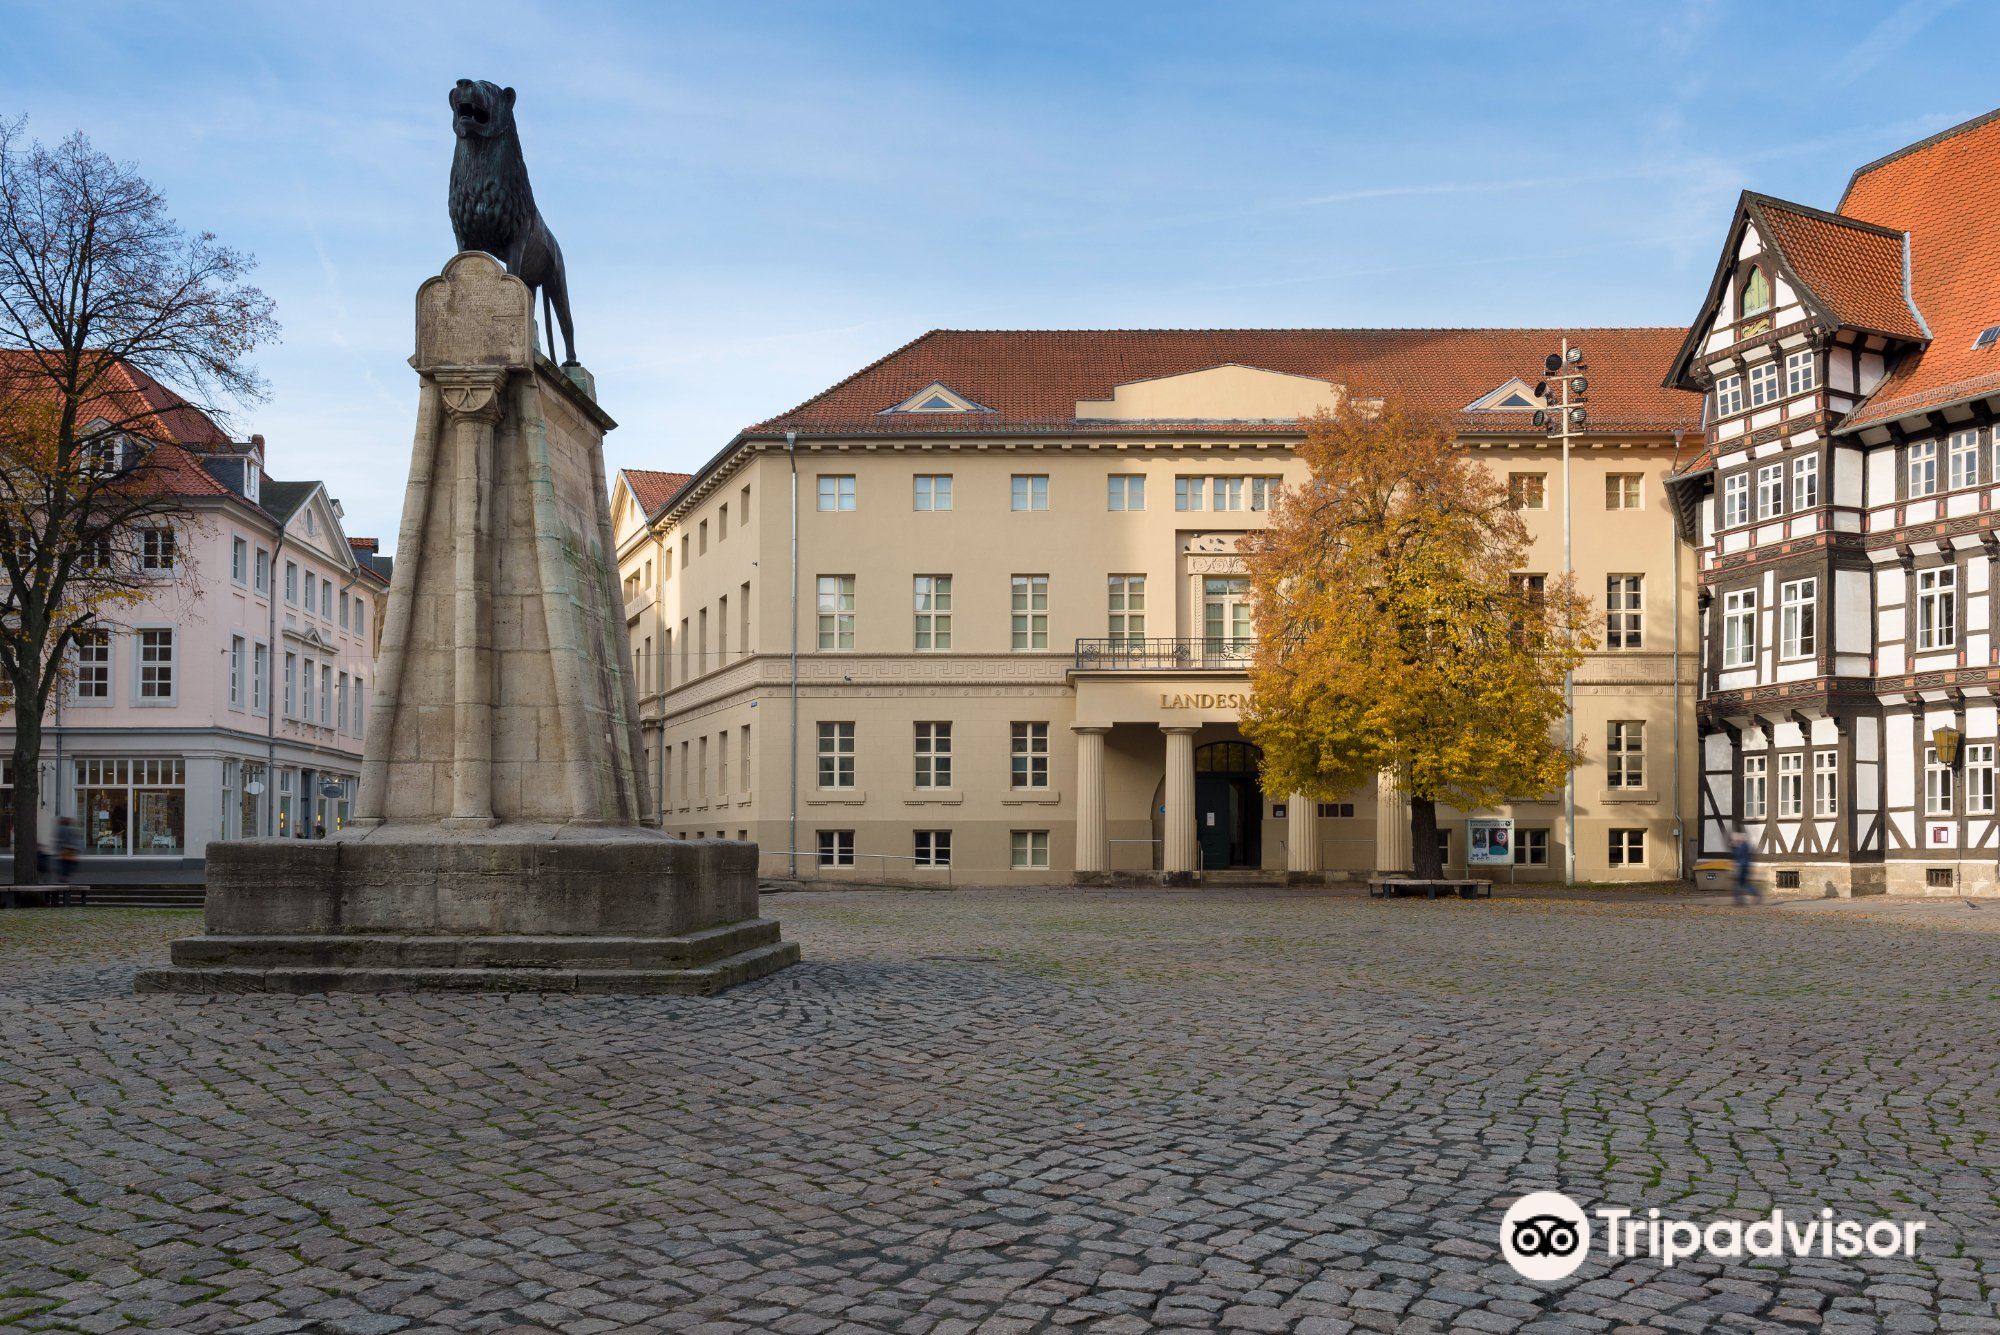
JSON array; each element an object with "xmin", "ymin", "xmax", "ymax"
[{"xmin": 1, "ymin": 0, "xmax": 1991, "ymax": 540}]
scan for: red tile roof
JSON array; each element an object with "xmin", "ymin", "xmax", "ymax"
[
  {"xmin": 747, "ymin": 328, "xmax": 1700, "ymax": 439},
  {"xmin": 622, "ymin": 468, "xmax": 692, "ymax": 517},
  {"xmin": 1837, "ymin": 108, "xmax": 2000, "ymax": 430},
  {"xmin": 1753, "ymin": 198, "xmax": 1923, "ymax": 341},
  {"xmin": 0, "ymin": 352, "xmax": 232, "ymax": 499}
]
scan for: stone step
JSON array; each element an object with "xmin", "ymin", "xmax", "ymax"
[
  {"xmin": 165, "ymin": 917, "xmax": 783, "ymax": 971},
  {"xmin": 83, "ymin": 888, "xmax": 205, "ymax": 909}
]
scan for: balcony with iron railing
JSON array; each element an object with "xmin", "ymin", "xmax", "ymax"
[{"xmin": 1072, "ymin": 637, "xmax": 1255, "ymax": 671}]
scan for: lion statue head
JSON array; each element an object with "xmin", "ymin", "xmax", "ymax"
[{"xmin": 449, "ymin": 80, "xmax": 516, "ymax": 141}]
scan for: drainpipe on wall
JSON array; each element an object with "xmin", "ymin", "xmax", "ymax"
[
  {"xmin": 655, "ymin": 521, "xmax": 669, "ymax": 827},
  {"xmin": 787, "ymin": 431, "xmax": 799, "ymax": 880},
  {"xmin": 265, "ymin": 528, "xmax": 284, "ymax": 836},
  {"xmin": 1670, "ymin": 430, "xmax": 1686, "ymax": 881}
]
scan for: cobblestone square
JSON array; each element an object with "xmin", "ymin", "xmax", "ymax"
[{"xmin": 4, "ymin": 888, "xmax": 1999, "ymax": 1333}]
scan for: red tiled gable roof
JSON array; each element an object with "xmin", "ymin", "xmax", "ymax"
[
  {"xmin": 1837, "ymin": 107, "xmax": 2000, "ymax": 430},
  {"xmin": 748, "ymin": 328, "xmax": 1700, "ymax": 438},
  {"xmin": 0, "ymin": 351, "xmax": 232, "ymax": 499},
  {"xmin": 622, "ymin": 468, "xmax": 692, "ymax": 517},
  {"xmin": 349, "ymin": 537, "xmax": 378, "ymax": 552},
  {"xmin": 1752, "ymin": 198, "xmax": 1923, "ymax": 341}
]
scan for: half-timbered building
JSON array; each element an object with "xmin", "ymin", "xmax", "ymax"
[{"xmin": 1668, "ymin": 108, "xmax": 2000, "ymax": 895}]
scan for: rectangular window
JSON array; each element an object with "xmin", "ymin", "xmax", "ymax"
[
  {"xmin": 140, "ymin": 527, "xmax": 176, "ymax": 571},
  {"xmin": 1011, "ymin": 574, "xmax": 1049, "ymax": 650},
  {"xmin": 1211, "ymin": 477, "xmax": 1244, "ymax": 511},
  {"xmin": 1926, "ymin": 746, "xmax": 1954, "ymax": 816},
  {"xmin": 1813, "ymin": 750, "xmax": 1839, "ymax": 817},
  {"xmin": 1722, "ymin": 589, "xmax": 1757, "ymax": 668},
  {"xmin": 1967, "ymin": 743, "xmax": 1995, "ymax": 816},
  {"xmin": 1747, "ymin": 361, "xmax": 1780, "ymax": 408},
  {"xmin": 816, "ymin": 575, "xmax": 855, "ymax": 650},
  {"xmin": 231, "ymin": 536, "xmax": 248, "ymax": 584},
  {"xmin": 74, "ymin": 629, "xmax": 109, "ymax": 700},
  {"xmin": 1777, "ymin": 752, "xmax": 1804, "ymax": 819},
  {"xmin": 1249, "ymin": 476, "xmax": 1281, "ymax": 512},
  {"xmin": 1605, "ymin": 575, "xmax": 1643, "ymax": 649},
  {"xmin": 1606, "ymin": 721, "xmax": 1645, "ymax": 789},
  {"xmin": 1950, "ymin": 429, "xmax": 1981, "ymax": 490},
  {"xmin": 1010, "ymin": 829, "xmax": 1050, "ymax": 870},
  {"xmin": 1743, "ymin": 755, "xmax": 1768, "ymax": 820},
  {"xmin": 816, "ymin": 721, "xmax": 855, "ymax": 789},
  {"xmin": 229, "ymin": 635, "xmax": 245, "ymax": 707},
  {"xmin": 1605, "ymin": 473, "xmax": 1642, "ymax": 510},
  {"xmin": 913, "ymin": 474, "xmax": 953, "ymax": 511},
  {"xmin": 914, "ymin": 722, "xmax": 952, "ymax": 789},
  {"xmin": 252, "ymin": 643, "xmax": 268, "ymax": 713},
  {"xmin": 1785, "ymin": 349, "xmax": 1817, "ymax": 396},
  {"xmin": 1011, "ymin": 722, "xmax": 1050, "ymax": 789},
  {"xmin": 1756, "ymin": 462, "xmax": 1784, "ymax": 519},
  {"xmin": 285, "ymin": 560, "xmax": 298, "ymax": 603},
  {"xmin": 1107, "ymin": 574, "xmax": 1146, "ymax": 644},
  {"xmin": 914, "ymin": 830, "xmax": 952, "ymax": 868},
  {"xmin": 816, "ymin": 829, "xmax": 855, "ymax": 868},
  {"xmin": 1106, "ymin": 475, "xmax": 1146, "ymax": 511},
  {"xmin": 1316, "ymin": 802, "xmax": 1355, "ymax": 818},
  {"xmin": 1722, "ymin": 473, "xmax": 1750, "ymax": 527},
  {"xmin": 337, "ymin": 672, "xmax": 349, "ymax": 732},
  {"xmin": 1713, "ymin": 373, "xmax": 1743, "ymax": 417},
  {"xmin": 913, "ymin": 575, "xmax": 952, "ymax": 650},
  {"xmin": 1508, "ymin": 472, "xmax": 1547, "ymax": 511},
  {"xmin": 1916, "ymin": 567, "xmax": 1957, "ymax": 650},
  {"xmin": 1779, "ymin": 578, "xmax": 1817, "ymax": 660},
  {"xmin": 320, "ymin": 581, "xmax": 331, "ymax": 619},
  {"xmin": 718, "ymin": 503, "xmax": 728, "ymax": 542},
  {"xmin": 1909, "ymin": 440, "xmax": 1939, "ymax": 497},
  {"xmin": 283, "ymin": 652, "xmax": 296, "ymax": 717},
  {"xmin": 303, "ymin": 572, "xmax": 316, "ymax": 615},
  {"xmin": 1608, "ymin": 828, "xmax": 1646, "ymax": 867},
  {"xmin": 1792, "ymin": 454, "xmax": 1819, "ymax": 510},
  {"xmin": 1519, "ymin": 828, "xmax": 1550, "ymax": 867},
  {"xmin": 319, "ymin": 664, "xmax": 331, "ymax": 724},
  {"xmin": 1174, "ymin": 476, "xmax": 1205, "ymax": 511},
  {"xmin": 1010, "ymin": 474, "xmax": 1049, "ymax": 511},
  {"xmin": 339, "ymin": 591, "xmax": 351, "ymax": 630},
  {"xmin": 254, "ymin": 547, "xmax": 270, "ymax": 594},
  {"xmin": 816, "ymin": 474, "xmax": 856, "ymax": 511},
  {"xmin": 137, "ymin": 628, "xmax": 174, "ymax": 699}
]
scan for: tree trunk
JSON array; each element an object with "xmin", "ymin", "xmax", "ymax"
[
  {"xmin": 10, "ymin": 710, "xmax": 42, "ymax": 888},
  {"xmin": 1408, "ymin": 795, "xmax": 1443, "ymax": 879}
]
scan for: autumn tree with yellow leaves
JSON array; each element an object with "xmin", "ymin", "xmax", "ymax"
[{"xmin": 1239, "ymin": 397, "xmax": 1592, "ymax": 880}]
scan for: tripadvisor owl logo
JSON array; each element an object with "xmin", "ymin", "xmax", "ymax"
[{"xmin": 1499, "ymin": 1191, "xmax": 1591, "ymax": 1282}]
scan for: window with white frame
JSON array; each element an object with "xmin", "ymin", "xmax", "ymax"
[
  {"xmin": 1792, "ymin": 453, "xmax": 1819, "ymax": 510},
  {"xmin": 816, "ymin": 829, "xmax": 854, "ymax": 868},
  {"xmin": 229, "ymin": 635, "xmax": 245, "ymax": 707},
  {"xmin": 816, "ymin": 474, "xmax": 856, "ymax": 511},
  {"xmin": 1608, "ymin": 828, "xmax": 1646, "ymax": 866},
  {"xmin": 320, "ymin": 581, "xmax": 331, "ymax": 619},
  {"xmin": 1777, "ymin": 752, "xmax": 1804, "ymax": 818},
  {"xmin": 1174, "ymin": 476, "xmax": 1206, "ymax": 511},
  {"xmin": 1106, "ymin": 475, "xmax": 1145, "ymax": 511},
  {"xmin": 283, "ymin": 652, "xmax": 296, "ymax": 716},
  {"xmin": 914, "ymin": 722, "xmax": 952, "ymax": 789},
  {"xmin": 252, "ymin": 644, "xmax": 268, "ymax": 713},
  {"xmin": 1785, "ymin": 349, "xmax": 1817, "ymax": 396},
  {"xmin": 1519, "ymin": 828, "xmax": 1550, "ymax": 866},
  {"xmin": 1722, "ymin": 589, "xmax": 1757, "ymax": 668},
  {"xmin": 337, "ymin": 672, "xmax": 349, "ymax": 732},
  {"xmin": 1968, "ymin": 743, "xmax": 1996, "ymax": 816},
  {"xmin": 1723, "ymin": 473, "xmax": 1750, "ymax": 527},
  {"xmin": 1010, "ymin": 474, "xmax": 1049, "ymax": 511},
  {"xmin": 913, "ymin": 473, "xmax": 952, "ymax": 511},
  {"xmin": 1950, "ymin": 429, "xmax": 1981, "ymax": 490},
  {"xmin": 73, "ymin": 629, "xmax": 109, "ymax": 700},
  {"xmin": 1748, "ymin": 361, "xmax": 1780, "ymax": 408},
  {"xmin": 816, "ymin": 575, "xmax": 855, "ymax": 649},
  {"xmin": 284, "ymin": 560, "xmax": 298, "ymax": 603},
  {"xmin": 816, "ymin": 721, "xmax": 855, "ymax": 789},
  {"xmin": 139, "ymin": 527, "xmax": 176, "ymax": 571},
  {"xmin": 1916, "ymin": 566, "xmax": 1957, "ymax": 650},
  {"xmin": 254, "ymin": 547, "xmax": 269, "ymax": 594},
  {"xmin": 303, "ymin": 572, "xmax": 316, "ymax": 615},
  {"xmin": 1814, "ymin": 749, "xmax": 1839, "ymax": 816},
  {"xmin": 1744, "ymin": 754, "xmax": 1768, "ymax": 820},
  {"xmin": 1606, "ymin": 721, "xmax": 1644, "ymax": 788},
  {"xmin": 1605, "ymin": 575, "xmax": 1642, "ymax": 649},
  {"xmin": 319, "ymin": 663, "xmax": 332, "ymax": 724},
  {"xmin": 1011, "ymin": 574, "xmax": 1048, "ymax": 650},
  {"xmin": 1713, "ymin": 373, "xmax": 1743, "ymax": 417},
  {"xmin": 1211, "ymin": 477, "xmax": 1244, "ymax": 511},
  {"xmin": 231, "ymin": 537, "xmax": 248, "ymax": 584},
  {"xmin": 1010, "ymin": 829, "xmax": 1050, "ymax": 870},
  {"xmin": 136, "ymin": 628, "xmax": 174, "ymax": 699},
  {"xmin": 1508, "ymin": 472, "xmax": 1547, "ymax": 510},
  {"xmin": 1756, "ymin": 463, "xmax": 1784, "ymax": 519},
  {"xmin": 1779, "ymin": 578, "xmax": 1817, "ymax": 660},
  {"xmin": 913, "ymin": 575, "xmax": 951, "ymax": 650},
  {"xmin": 1926, "ymin": 746, "xmax": 1954, "ymax": 816},
  {"xmin": 1249, "ymin": 476, "xmax": 1281, "ymax": 511},
  {"xmin": 1108, "ymin": 574, "xmax": 1146, "ymax": 644},
  {"xmin": 1605, "ymin": 473, "xmax": 1643, "ymax": 510},
  {"xmin": 914, "ymin": 830, "xmax": 952, "ymax": 868},
  {"xmin": 1011, "ymin": 722, "xmax": 1050, "ymax": 789},
  {"xmin": 1909, "ymin": 440, "xmax": 1939, "ymax": 497}
]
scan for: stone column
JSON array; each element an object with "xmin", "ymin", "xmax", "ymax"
[
  {"xmin": 1375, "ymin": 767, "xmax": 1411, "ymax": 873},
  {"xmin": 438, "ymin": 372, "xmax": 504, "ymax": 828},
  {"xmin": 1073, "ymin": 726, "xmax": 1109, "ymax": 877},
  {"xmin": 1286, "ymin": 791, "xmax": 1320, "ymax": 878},
  {"xmin": 1163, "ymin": 725, "xmax": 1199, "ymax": 878}
]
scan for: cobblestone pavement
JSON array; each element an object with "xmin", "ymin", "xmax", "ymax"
[{"xmin": 4, "ymin": 888, "xmax": 1999, "ymax": 1334}]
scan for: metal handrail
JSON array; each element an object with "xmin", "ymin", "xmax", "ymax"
[{"xmin": 1072, "ymin": 637, "xmax": 1254, "ymax": 671}]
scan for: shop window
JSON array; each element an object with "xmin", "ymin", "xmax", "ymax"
[{"xmin": 76, "ymin": 757, "xmax": 184, "ymax": 856}]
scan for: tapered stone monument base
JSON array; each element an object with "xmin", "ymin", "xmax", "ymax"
[{"xmin": 135, "ymin": 826, "xmax": 798, "ymax": 995}]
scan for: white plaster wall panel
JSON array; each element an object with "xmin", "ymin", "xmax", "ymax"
[
  {"xmin": 1705, "ymin": 732, "xmax": 1733, "ymax": 767},
  {"xmin": 1969, "ymin": 704, "xmax": 1997, "ymax": 735},
  {"xmin": 1774, "ymin": 721, "xmax": 1805, "ymax": 749},
  {"xmin": 1914, "ymin": 653, "xmax": 1956, "ymax": 674},
  {"xmin": 1857, "ymin": 715, "xmax": 1880, "ymax": 762},
  {"xmin": 1751, "ymin": 408, "xmax": 1784, "ymax": 432},
  {"xmin": 1876, "ymin": 566, "xmax": 1905, "ymax": 606},
  {"xmin": 1863, "ymin": 448, "xmax": 1893, "ymax": 502},
  {"xmin": 1834, "ymin": 653, "xmax": 1871, "ymax": 675},
  {"xmin": 1831, "ymin": 355, "xmax": 1856, "ymax": 393},
  {"xmin": 1775, "ymin": 659, "xmax": 1816, "ymax": 683},
  {"xmin": 1860, "ymin": 352, "xmax": 1886, "ymax": 392},
  {"xmin": 1949, "ymin": 493, "xmax": 1979, "ymax": 518},
  {"xmin": 1791, "ymin": 513, "xmax": 1820, "ymax": 537},
  {"xmin": 1834, "ymin": 512, "xmax": 1862, "ymax": 533},
  {"xmin": 1967, "ymin": 632, "xmax": 1989, "ymax": 664},
  {"xmin": 1718, "ymin": 419, "xmax": 1746, "ymax": 443},
  {"xmin": 1907, "ymin": 500, "xmax": 1938, "ymax": 525},
  {"xmin": 1812, "ymin": 716, "xmax": 1841, "ymax": 745},
  {"xmin": 1973, "ymin": 562, "xmax": 1992, "ymax": 595},
  {"xmin": 1723, "ymin": 531, "xmax": 1750, "ymax": 555},
  {"xmin": 1886, "ymin": 714, "xmax": 1914, "ymax": 805},
  {"xmin": 1835, "ymin": 570, "xmax": 1871, "ymax": 653},
  {"xmin": 1881, "ymin": 644, "xmax": 1907, "ymax": 674}
]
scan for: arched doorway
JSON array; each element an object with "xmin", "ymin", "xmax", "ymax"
[{"xmin": 1195, "ymin": 740, "xmax": 1263, "ymax": 869}]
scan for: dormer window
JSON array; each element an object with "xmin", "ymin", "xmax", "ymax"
[
  {"xmin": 881, "ymin": 382, "xmax": 991, "ymax": 415},
  {"xmin": 1742, "ymin": 265, "xmax": 1771, "ymax": 317},
  {"xmin": 79, "ymin": 420, "xmax": 134, "ymax": 476},
  {"xmin": 244, "ymin": 466, "xmax": 260, "ymax": 504},
  {"xmin": 1466, "ymin": 378, "xmax": 1545, "ymax": 412}
]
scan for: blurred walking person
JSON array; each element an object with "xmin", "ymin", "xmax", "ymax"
[{"xmin": 1730, "ymin": 825, "xmax": 1760, "ymax": 905}]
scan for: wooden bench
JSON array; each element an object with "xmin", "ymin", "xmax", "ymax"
[{"xmin": 1367, "ymin": 877, "xmax": 1492, "ymax": 900}]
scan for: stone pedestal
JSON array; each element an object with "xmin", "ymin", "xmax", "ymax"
[{"xmin": 138, "ymin": 252, "xmax": 797, "ymax": 996}]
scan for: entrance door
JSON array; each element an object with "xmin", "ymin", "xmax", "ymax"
[{"xmin": 1193, "ymin": 741, "xmax": 1264, "ymax": 869}]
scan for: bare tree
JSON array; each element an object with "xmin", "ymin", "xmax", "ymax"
[{"xmin": 0, "ymin": 119, "xmax": 278, "ymax": 884}]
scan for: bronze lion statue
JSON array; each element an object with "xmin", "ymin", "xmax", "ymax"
[{"xmin": 447, "ymin": 78, "xmax": 577, "ymax": 365}]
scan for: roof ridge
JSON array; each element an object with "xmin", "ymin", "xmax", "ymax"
[{"xmin": 1839, "ymin": 104, "xmax": 2000, "ymax": 210}]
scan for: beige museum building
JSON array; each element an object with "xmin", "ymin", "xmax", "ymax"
[{"xmin": 613, "ymin": 329, "xmax": 1703, "ymax": 884}]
